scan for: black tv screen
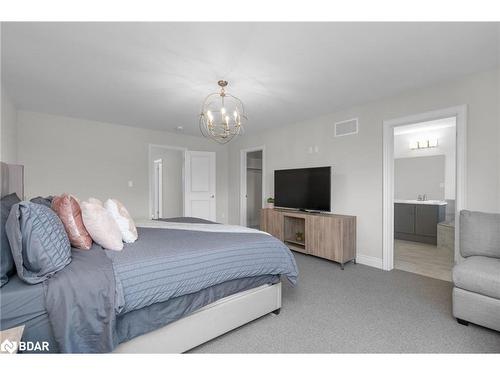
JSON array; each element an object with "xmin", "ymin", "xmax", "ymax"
[{"xmin": 274, "ymin": 166, "xmax": 331, "ymax": 211}]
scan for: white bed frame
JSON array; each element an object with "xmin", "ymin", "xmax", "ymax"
[{"xmin": 114, "ymin": 282, "xmax": 282, "ymax": 353}]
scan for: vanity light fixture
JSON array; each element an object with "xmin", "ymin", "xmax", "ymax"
[{"xmin": 409, "ymin": 138, "xmax": 439, "ymax": 150}]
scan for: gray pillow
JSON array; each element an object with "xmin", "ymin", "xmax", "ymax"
[
  {"xmin": 1, "ymin": 193, "xmax": 21, "ymax": 287},
  {"xmin": 6, "ymin": 202, "xmax": 71, "ymax": 284},
  {"xmin": 30, "ymin": 196, "xmax": 54, "ymax": 209}
]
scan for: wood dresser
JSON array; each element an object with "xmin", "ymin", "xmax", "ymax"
[{"xmin": 260, "ymin": 208, "xmax": 356, "ymax": 269}]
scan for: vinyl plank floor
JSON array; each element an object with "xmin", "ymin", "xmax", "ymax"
[{"xmin": 394, "ymin": 239, "xmax": 454, "ymax": 281}]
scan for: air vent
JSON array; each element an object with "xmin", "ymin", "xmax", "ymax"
[{"xmin": 334, "ymin": 118, "xmax": 358, "ymax": 137}]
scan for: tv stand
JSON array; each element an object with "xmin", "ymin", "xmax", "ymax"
[{"xmin": 261, "ymin": 208, "xmax": 356, "ymax": 269}]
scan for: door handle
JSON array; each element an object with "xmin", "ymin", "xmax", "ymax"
[{"xmin": 211, "ymin": 194, "xmax": 215, "ymax": 198}]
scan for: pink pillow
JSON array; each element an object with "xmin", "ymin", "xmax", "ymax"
[
  {"xmin": 52, "ymin": 194, "xmax": 93, "ymax": 250},
  {"xmin": 81, "ymin": 201, "xmax": 123, "ymax": 251}
]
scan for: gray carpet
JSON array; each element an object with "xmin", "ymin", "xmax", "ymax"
[{"xmin": 190, "ymin": 253, "xmax": 500, "ymax": 353}]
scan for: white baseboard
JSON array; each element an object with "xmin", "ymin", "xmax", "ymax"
[{"xmin": 356, "ymin": 254, "xmax": 383, "ymax": 269}]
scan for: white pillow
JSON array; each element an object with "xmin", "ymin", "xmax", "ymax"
[
  {"xmin": 87, "ymin": 197, "xmax": 103, "ymax": 206},
  {"xmin": 104, "ymin": 199, "xmax": 138, "ymax": 243},
  {"xmin": 81, "ymin": 201, "xmax": 123, "ymax": 251}
]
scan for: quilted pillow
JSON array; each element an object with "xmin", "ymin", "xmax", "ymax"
[
  {"xmin": 6, "ymin": 202, "xmax": 71, "ymax": 284},
  {"xmin": 81, "ymin": 201, "xmax": 123, "ymax": 251},
  {"xmin": 1, "ymin": 193, "xmax": 21, "ymax": 287},
  {"xmin": 104, "ymin": 199, "xmax": 138, "ymax": 243},
  {"xmin": 52, "ymin": 194, "xmax": 93, "ymax": 250}
]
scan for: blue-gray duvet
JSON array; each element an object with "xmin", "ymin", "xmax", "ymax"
[
  {"xmin": 41, "ymin": 221, "xmax": 298, "ymax": 353},
  {"xmin": 108, "ymin": 227, "xmax": 298, "ymax": 314}
]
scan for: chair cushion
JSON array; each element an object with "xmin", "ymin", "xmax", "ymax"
[
  {"xmin": 460, "ymin": 210, "xmax": 500, "ymax": 259},
  {"xmin": 453, "ymin": 256, "xmax": 500, "ymax": 300}
]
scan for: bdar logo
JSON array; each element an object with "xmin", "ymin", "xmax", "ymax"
[{"xmin": 1, "ymin": 339, "xmax": 18, "ymax": 354}]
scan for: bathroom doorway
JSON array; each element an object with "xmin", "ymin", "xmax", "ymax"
[
  {"xmin": 383, "ymin": 106, "xmax": 466, "ymax": 280},
  {"xmin": 392, "ymin": 117, "xmax": 457, "ymax": 281}
]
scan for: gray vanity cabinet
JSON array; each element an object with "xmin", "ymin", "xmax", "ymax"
[
  {"xmin": 395, "ymin": 203, "xmax": 446, "ymax": 244},
  {"xmin": 394, "ymin": 203, "xmax": 415, "ymax": 234}
]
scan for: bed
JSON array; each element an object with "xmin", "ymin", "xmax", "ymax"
[{"xmin": 0, "ymin": 162, "xmax": 298, "ymax": 353}]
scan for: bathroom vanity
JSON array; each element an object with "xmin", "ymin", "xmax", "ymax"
[{"xmin": 394, "ymin": 200, "xmax": 446, "ymax": 244}]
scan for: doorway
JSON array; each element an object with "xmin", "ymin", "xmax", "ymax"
[
  {"xmin": 149, "ymin": 145, "xmax": 186, "ymax": 219},
  {"xmin": 240, "ymin": 146, "xmax": 265, "ymax": 229},
  {"xmin": 383, "ymin": 106, "xmax": 467, "ymax": 276},
  {"xmin": 393, "ymin": 117, "xmax": 456, "ymax": 281}
]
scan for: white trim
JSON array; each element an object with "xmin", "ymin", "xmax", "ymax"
[
  {"xmin": 114, "ymin": 282, "xmax": 281, "ymax": 353},
  {"xmin": 356, "ymin": 254, "xmax": 383, "ymax": 270},
  {"xmin": 153, "ymin": 158, "xmax": 163, "ymax": 219},
  {"xmin": 382, "ymin": 105, "xmax": 467, "ymax": 271},
  {"xmin": 240, "ymin": 145, "xmax": 266, "ymax": 227},
  {"xmin": 148, "ymin": 144, "xmax": 187, "ymax": 220}
]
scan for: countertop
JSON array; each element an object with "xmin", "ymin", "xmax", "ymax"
[{"xmin": 394, "ymin": 199, "xmax": 447, "ymax": 206}]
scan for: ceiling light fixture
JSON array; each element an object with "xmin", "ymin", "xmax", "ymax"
[{"xmin": 199, "ymin": 80, "xmax": 247, "ymax": 144}]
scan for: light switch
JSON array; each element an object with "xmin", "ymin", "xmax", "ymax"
[
  {"xmin": 128, "ymin": 180, "xmax": 134, "ymax": 188},
  {"xmin": 308, "ymin": 146, "xmax": 313, "ymax": 154},
  {"xmin": 314, "ymin": 145, "xmax": 319, "ymax": 153}
]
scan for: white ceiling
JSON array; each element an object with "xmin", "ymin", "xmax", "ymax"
[{"xmin": 2, "ymin": 22, "xmax": 499, "ymax": 136}]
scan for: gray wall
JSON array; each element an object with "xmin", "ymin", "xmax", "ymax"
[
  {"xmin": 226, "ymin": 68, "xmax": 500, "ymax": 264},
  {"xmin": 17, "ymin": 111, "xmax": 229, "ymax": 222},
  {"xmin": 1, "ymin": 86, "xmax": 18, "ymax": 163},
  {"xmin": 394, "ymin": 155, "xmax": 445, "ymax": 200},
  {"xmin": 150, "ymin": 147, "xmax": 184, "ymax": 218}
]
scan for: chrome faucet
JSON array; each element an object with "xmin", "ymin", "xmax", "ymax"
[{"xmin": 417, "ymin": 194, "xmax": 427, "ymax": 201}]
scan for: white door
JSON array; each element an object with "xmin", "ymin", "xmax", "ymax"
[
  {"xmin": 153, "ymin": 158, "xmax": 163, "ymax": 219},
  {"xmin": 184, "ymin": 151, "xmax": 216, "ymax": 221}
]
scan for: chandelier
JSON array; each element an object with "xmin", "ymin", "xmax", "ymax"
[{"xmin": 199, "ymin": 80, "xmax": 247, "ymax": 144}]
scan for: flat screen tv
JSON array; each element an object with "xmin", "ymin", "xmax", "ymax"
[{"xmin": 274, "ymin": 166, "xmax": 331, "ymax": 212}]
